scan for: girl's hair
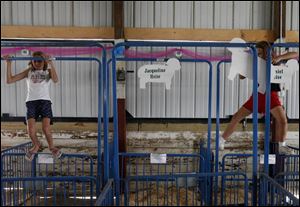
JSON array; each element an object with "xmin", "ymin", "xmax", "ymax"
[
  {"xmin": 28, "ymin": 51, "xmax": 48, "ymax": 71},
  {"xmin": 256, "ymin": 41, "xmax": 272, "ymax": 50},
  {"xmin": 256, "ymin": 41, "xmax": 273, "ymax": 59}
]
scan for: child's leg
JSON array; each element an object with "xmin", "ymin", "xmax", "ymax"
[
  {"xmin": 222, "ymin": 106, "xmax": 252, "ymax": 140},
  {"xmin": 27, "ymin": 118, "xmax": 41, "ymax": 151},
  {"xmin": 42, "ymin": 117, "xmax": 62, "ymax": 158},
  {"xmin": 42, "ymin": 117, "xmax": 54, "ymax": 149},
  {"xmin": 270, "ymin": 106, "xmax": 288, "ymax": 143},
  {"xmin": 218, "ymin": 107, "xmax": 251, "ymax": 150}
]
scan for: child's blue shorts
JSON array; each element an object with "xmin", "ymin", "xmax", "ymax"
[{"xmin": 26, "ymin": 100, "xmax": 53, "ymax": 121}]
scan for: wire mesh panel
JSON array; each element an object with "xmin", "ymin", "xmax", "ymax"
[
  {"xmin": 119, "ymin": 153, "xmax": 205, "ymax": 177},
  {"xmin": 120, "ymin": 172, "xmax": 248, "ymax": 206},
  {"xmin": 1, "ymin": 142, "xmax": 33, "ymax": 154},
  {"xmin": 117, "ymin": 153, "xmax": 209, "ymax": 205},
  {"xmin": 275, "ymin": 172, "xmax": 299, "ymax": 200},
  {"xmin": 259, "ymin": 173, "xmax": 299, "ymax": 206},
  {"xmin": 95, "ymin": 179, "xmax": 115, "ymax": 206},
  {"xmin": 220, "ymin": 153, "xmax": 254, "ymax": 204},
  {"xmin": 1, "ymin": 152, "xmax": 96, "ymax": 206},
  {"xmin": 1, "ymin": 176, "xmax": 96, "ymax": 206},
  {"xmin": 282, "ymin": 146, "xmax": 299, "ymax": 174},
  {"xmin": 221, "ymin": 154, "xmax": 253, "ymax": 178}
]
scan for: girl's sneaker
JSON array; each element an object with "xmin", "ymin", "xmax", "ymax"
[
  {"xmin": 50, "ymin": 148, "xmax": 63, "ymax": 159},
  {"xmin": 25, "ymin": 143, "xmax": 42, "ymax": 161},
  {"xmin": 219, "ymin": 137, "xmax": 226, "ymax": 150}
]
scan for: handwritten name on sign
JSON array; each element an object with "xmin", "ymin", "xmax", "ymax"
[
  {"xmin": 138, "ymin": 58, "xmax": 181, "ymax": 89},
  {"xmin": 228, "ymin": 38, "xmax": 299, "ymax": 93},
  {"xmin": 270, "ymin": 60, "xmax": 298, "ymax": 87}
]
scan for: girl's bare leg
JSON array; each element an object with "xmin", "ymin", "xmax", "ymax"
[
  {"xmin": 222, "ymin": 107, "xmax": 252, "ymax": 140},
  {"xmin": 27, "ymin": 118, "xmax": 41, "ymax": 152}
]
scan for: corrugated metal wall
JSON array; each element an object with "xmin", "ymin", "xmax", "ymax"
[
  {"xmin": 1, "ymin": 1, "xmax": 299, "ymax": 119},
  {"xmin": 285, "ymin": 1, "xmax": 299, "ymax": 119}
]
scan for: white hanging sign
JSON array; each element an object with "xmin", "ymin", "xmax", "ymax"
[
  {"xmin": 260, "ymin": 154, "xmax": 276, "ymax": 164},
  {"xmin": 227, "ymin": 38, "xmax": 299, "ymax": 93},
  {"xmin": 38, "ymin": 154, "xmax": 54, "ymax": 164},
  {"xmin": 150, "ymin": 153, "xmax": 167, "ymax": 164},
  {"xmin": 270, "ymin": 60, "xmax": 298, "ymax": 88},
  {"xmin": 138, "ymin": 58, "xmax": 181, "ymax": 90}
]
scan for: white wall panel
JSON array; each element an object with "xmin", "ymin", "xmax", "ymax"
[
  {"xmin": 252, "ymin": 1, "xmax": 272, "ymax": 29},
  {"xmin": 124, "ymin": 1, "xmax": 134, "ymax": 27},
  {"xmin": 194, "ymin": 1, "xmax": 213, "ymax": 29},
  {"xmin": 285, "ymin": 1, "xmax": 299, "ymax": 119},
  {"xmin": 11, "ymin": 1, "xmax": 32, "ymax": 25},
  {"xmin": 15, "ymin": 61, "xmax": 28, "ymax": 117},
  {"xmin": 174, "ymin": 1, "xmax": 193, "ymax": 28},
  {"xmin": 50, "ymin": 55, "xmax": 62, "ymax": 117},
  {"xmin": 61, "ymin": 56, "xmax": 77, "ymax": 117},
  {"xmin": 32, "ymin": 1, "xmax": 52, "ymax": 26},
  {"xmin": 213, "ymin": 1, "xmax": 234, "ymax": 119},
  {"xmin": 154, "ymin": 1, "xmax": 173, "ymax": 28},
  {"xmin": 125, "ymin": 60, "xmax": 137, "ymax": 117},
  {"xmin": 286, "ymin": 1, "xmax": 299, "ymax": 30},
  {"xmin": 194, "ymin": 2, "xmax": 213, "ymax": 118},
  {"xmin": 135, "ymin": 1, "xmax": 154, "ymax": 27},
  {"xmin": 1, "ymin": 1, "xmax": 12, "ymax": 25},
  {"xmin": 233, "ymin": 2, "xmax": 253, "ymax": 118},
  {"xmin": 93, "ymin": 1, "xmax": 112, "ymax": 27},
  {"xmin": 1, "ymin": 60, "xmax": 17, "ymax": 116},
  {"xmin": 91, "ymin": 56, "xmax": 100, "ymax": 117},
  {"xmin": 73, "ymin": 1, "xmax": 93, "ymax": 26},
  {"xmin": 53, "ymin": 1, "xmax": 72, "ymax": 26}
]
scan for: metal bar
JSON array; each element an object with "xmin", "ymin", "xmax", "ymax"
[
  {"xmin": 112, "ymin": 46, "xmax": 120, "ymax": 206},
  {"xmin": 251, "ymin": 45, "xmax": 258, "ymax": 207}
]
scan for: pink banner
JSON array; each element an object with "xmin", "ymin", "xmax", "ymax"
[{"xmin": 2, "ymin": 46, "xmax": 231, "ymax": 61}]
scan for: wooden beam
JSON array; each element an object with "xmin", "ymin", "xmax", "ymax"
[
  {"xmin": 113, "ymin": 1, "xmax": 125, "ymax": 39},
  {"xmin": 1, "ymin": 25, "xmax": 298, "ymax": 42},
  {"xmin": 113, "ymin": 0, "xmax": 126, "ymax": 157},
  {"xmin": 1, "ymin": 26, "xmax": 114, "ymax": 39},
  {"xmin": 286, "ymin": 30, "xmax": 299, "ymax": 42},
  {"xmin": 125, "ymin": 28, "xmax": 277, "ymax": 42},
  {"xmin": 113, "ymin": 1, "xmax": 127, "ymax": 185}
]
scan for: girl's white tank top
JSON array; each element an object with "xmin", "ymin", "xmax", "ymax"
[{"xmin": 26, "ymin": 69, "xmax": 51, "ymax": 102}]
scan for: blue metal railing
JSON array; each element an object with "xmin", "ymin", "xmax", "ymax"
[
  {"xmin": 263, "ymin": 43, "xmax": 299, "ymax": 174},
  {"xmin": 1, "ymin": 142, "xmax": 33, "ymax": 154},
  {"xmin": 275, "ymin": 171, "xmax": 299, "ymax": 199},
  {"xmin": 1, "ymin": 151, "xmax": 96, "ymax": 206},
  {"xmin": 122, "ymin": 172, "xmax": 248, "ymax": 206},
  {"xmin": 95, "ymin": 179, "xmax": 115, "ymax": 206},
  {"xmin": 1, "ymin": 176, "xmax": 96, "ymax": 206},
  {"xmin": 259, "ymin": 173, "xmax": 299, "ymax": 206}
]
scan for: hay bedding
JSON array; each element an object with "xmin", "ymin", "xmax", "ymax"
[{"xmin": 120, "ymin": 184, "xmax": 250, "ymax": 206}]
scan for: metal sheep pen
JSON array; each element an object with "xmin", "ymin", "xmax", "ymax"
[{"xmin": 1, "ymin": 40, "xmax": 111, "ymax": 206}]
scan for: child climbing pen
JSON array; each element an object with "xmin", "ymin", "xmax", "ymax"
[
  {"xmin": 4, "ymin": 51, "xmax": 62, "ymax": 161},
  {"xmin": 220, "ymin": 41, "xmax": 298, "ymax": 154}
]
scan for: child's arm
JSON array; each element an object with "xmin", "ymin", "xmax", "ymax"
[
  {"xmin": 46, "ymin": 55, "xmax": 58, "ymax": 83},
  {"xmin": 272, "ymin": 51, "xmax": 298, "ymax": 64},
  {"xmin": 4, "ymin": 55, "xmax": 29, "ymax": 84}
]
